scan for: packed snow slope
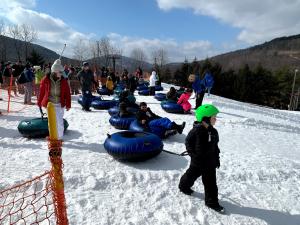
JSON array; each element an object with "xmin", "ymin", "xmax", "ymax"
[{"xmin": 1, "ymin": 83, "xmax": 300, "ymax": 225}]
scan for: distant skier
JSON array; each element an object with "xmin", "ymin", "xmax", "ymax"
[{"xmin": 178, "ymin": 104, "xmax": 224, "ymax": 213}]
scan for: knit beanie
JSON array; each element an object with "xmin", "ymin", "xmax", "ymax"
[{"xmin": 51, "ymin": 59, "xmax": 64, "ymax": 73}]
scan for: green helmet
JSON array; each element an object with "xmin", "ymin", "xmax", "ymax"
[{"xmin": 195, "ymin": 104, "xmax": 220, "ymax": 122}]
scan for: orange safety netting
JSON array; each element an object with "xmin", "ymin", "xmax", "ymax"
[{"xmin": 0, "ymin": 172, "xmax": 55, "ymax": 225}]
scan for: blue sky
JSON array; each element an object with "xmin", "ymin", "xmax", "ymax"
[{"xmin": 1, "ymin": 0, "xmax": 300, "ymax": 62}]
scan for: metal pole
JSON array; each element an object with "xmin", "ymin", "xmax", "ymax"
[{"xmin": 289, "ymin": 69, "xmax": 298, "ymax": 110}]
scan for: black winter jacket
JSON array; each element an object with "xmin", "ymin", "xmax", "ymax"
[
  {"xmin": 185, "ymin": 121, "xmax": 220, "ymax": 169},
  {"xmin": 136, "ymin": 108, "xmax": 160, "ymax": 124}
]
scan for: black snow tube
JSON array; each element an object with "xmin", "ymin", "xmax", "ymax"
[
  {"xmin": 137, "ymin": 85, "xmax": 148, "ymax": 91},
  {"xmin": 104, "ymin": 131, "xmax": 163, "ymax": 161},
  {"xmin": 161, "ymin": 101, "xmax": 184, "ymax": 114},
  {"xmin": 18, "ymin": 118, "xmax": 69, "ymax": 138},
  {"xmin": 109, "ymin": 116, "xmax": 136, "ymax": 130},
  {"xmin": 91, "ymin": 99, "xmax": 117, "ymax": 110},
  {"xmin": 154, "ymin": 93, "xmax": 166, "ymax": 101},
  {"xmin": 155, "ymin": 86, "xmax": 163, "ymax": 91}
]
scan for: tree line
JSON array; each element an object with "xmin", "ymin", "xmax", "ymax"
[{"xmin": 160, "ymin": 58, "xmax": 299, "ymax": 110}]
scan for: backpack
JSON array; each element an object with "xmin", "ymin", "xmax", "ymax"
[{"xmin": 17, "ymin": 71, "xmax": 28, "ymax": 84}]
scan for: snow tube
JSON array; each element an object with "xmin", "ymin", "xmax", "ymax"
[
  {"xmin": 154, "ymin": 93, "xmax": 166, "ymax": 101},
  {"xmin": 18, "ymin": 118, "xmax": 69, "ymax": 138},
  {"xmin": 138, "ymin": 89, "xmax": 150, "ymax": 95},
  {"xmin": 109, "ymin": 116, "xmax": 136, "ymax": 130},
  {"xmin": 129, "ymin": 120, "xmax": 177, "ymax": 139},
  {"xmin": 104, "ymin": 131, "xmax": 163, "ymax": 161},
  {"xmin": 78, "ymin": 95, "xmax": 101, "ymax": 106},
  {"xmin": 129, "ymin": 120, "xmax": 148, "ymax": 133},
  {"xmin": 91, "ymin": 99, "xmax": 117, "ymax": 110},
  {"xmin": 161, "ymin": 102, "xmax": 184, "ymax": 114},
  {"xmin": 97, "ymin": 88, "xmax": 110, "ymax": 95},
  {"xmin": 108, "ymin": 105, "xmax": 139, "ymax": 116},
  {"xmin": 155, "ymin": 86, "xmax": 163, "ymax": 91},
  {"xmin": 137, "ymin": 85, "xmax": 148, "ymax": 91}
]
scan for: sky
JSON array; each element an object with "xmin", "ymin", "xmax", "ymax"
[{"xmin": 0, "ymin": 0, "xmax": 300, "ymax": 63}]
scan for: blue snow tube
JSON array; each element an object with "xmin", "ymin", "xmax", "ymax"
[
  {"xmin": 18, "ymin": 118, "xmax": 69, "ymax": 138},
  {"xmin": 137, "ymin": 85, "xmax": 148, "ymax": 91},
  {"xmin": 97, "ymin": 88, "xmax": 110, "ymax": 95},
  {"xmin": 109, "ymin": 116, "xmax": 136, "ymax": 130},
  {"xmin": 161, "ymin": 101, "xmax": 184, "ymax": 114},
  {"xmin": 154, "ymin": 93, "xmax": 166, "ymax": 101},
  {"xmin": 138, "ymin": 89, "xmax": 150, "ymax": 95},
  {"xmin": 108, "ymin": 106, "xmax": 139, "ymax": 116},
  {"xmin": 104, "ymin": 131, "xmax": 163, "ymax": 161},
  {"xmin": 78, "ymin": 95, "xmax": 102, "ymax": 106},
  {"xmin": 91, "ymin": 99, "xmax": 117, "ymax": 110},
  {"xmin": 155, "ymin": 86, "xmax": 163, "ymax": 91}
]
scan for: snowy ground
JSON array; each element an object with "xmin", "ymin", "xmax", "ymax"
[{"xmin": 1, "ymin": 84, "xmax": 300, "ymax": 225}]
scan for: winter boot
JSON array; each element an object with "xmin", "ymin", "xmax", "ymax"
[
  {"xmin": 205, "ymin": 203, "xmax": 225, "ymax": 213},
  {"xmin": 177, "ymin": 122, "xmax": 186, "ymax": 134}
]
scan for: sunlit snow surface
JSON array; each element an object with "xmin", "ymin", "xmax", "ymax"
[{"xmin": 1, "ymin": 84, "xmax": 300, "ymax": 225}]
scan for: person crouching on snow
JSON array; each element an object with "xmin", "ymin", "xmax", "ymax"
[
  {"xmin": 177, "ymin": 88, "xmax": 193, "ymax": 114},
  {"xmin": 178, "ymin": 104, "xmax": 224, "ymax": 213},
  {"xmin": 136, "ymin": 102, "xmax": 186, "ymax": 138},
  {"xmin": 38, "ymin": 59, "xmax": 71, "ymax": 139}
]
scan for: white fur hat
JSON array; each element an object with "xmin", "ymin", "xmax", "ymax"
[{"xmin": 51, "ymin": 59, "xmax": 64, "ymax": 73}]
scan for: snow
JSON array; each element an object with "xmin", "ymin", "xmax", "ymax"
[{"xmin": 1, "ymin": 84, "xmax": 300, "ymax": 225}]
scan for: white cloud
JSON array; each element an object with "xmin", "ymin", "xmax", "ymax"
[
  {"xmin": 108, "ymin": 33, "xmax": 216, "ymax": 62},
  {"xmin": 0, "ymin": 0, "xmax": 93, "ymax": 58},
  {"xmin": 156, "ymin": 0, "xmax": 300, "ymax": 44},
  {"xmin": 0, "ymin": 0, "xmax": 217, "ymax": 62}
]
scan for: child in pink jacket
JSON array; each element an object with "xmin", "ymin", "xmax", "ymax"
[{"xmin": 177, "ymin": 88, "xmax": 193, "ymax": 114}]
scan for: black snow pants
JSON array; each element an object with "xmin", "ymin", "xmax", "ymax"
[
  {"xmin": 195, "ymin": 92, "xmax": 205, "ymax": 109},
  {"xmin": 179, "ymin": 165, "xmax": 219, "ymax": 206}
]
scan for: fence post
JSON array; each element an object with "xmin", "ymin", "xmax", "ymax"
[
  {"xmin": 7, "ymin": 74, "xmax": 13, "ymax": 113},
  {"xmin": 47, "ymin": 102, "xmax": 68, "ymax": 225}
]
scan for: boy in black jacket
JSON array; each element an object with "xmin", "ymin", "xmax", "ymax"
[{"xmin": 178, "ymin": 104, "xmax": 224, "ymax": 213}]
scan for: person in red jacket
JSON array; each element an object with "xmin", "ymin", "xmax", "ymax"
[
  {"xmin": 38, "ymin": 59, "xmax": 71, "ymax": 139},
  {"xmin": 177, "ymin": 88, "xmax": 193, "ymax": 114}
]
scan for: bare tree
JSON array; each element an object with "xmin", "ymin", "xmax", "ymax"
[
  {"xmin": 89, "ymin": 40, "xmax": 98, "ymax": 65},
  {"xmin": 8, "ymin": 24, "xmax": 22, "ymax": 61},
  {"xmin": 151, "ymin": 48, "xmax": 168, "ymax": 69},
  {"xmin": 73, "ymin": 39, "xmax": 88, "ymax": 64},
  {"xmin": 0, "ymin": 19, "xmax": 7, "ymax": 61},
  {"xmin": 99, "ymin": 37, "xmax": 112, "ymax": 67},
  {"xmin": 130, "ymin": 48, "xmax": 147, "ymax": 69},
  {"xmin": 19, "ymin": 24, "xmax": 37, "ymax": 60}
]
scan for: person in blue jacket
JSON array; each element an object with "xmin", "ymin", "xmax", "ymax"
[
  {"xmin": 188, "ymin": 74, "xmax": 206, "ymax": 109},
  {"xmin": 202, "ymin": 70, "xmax": 214, "ymax": 96}
]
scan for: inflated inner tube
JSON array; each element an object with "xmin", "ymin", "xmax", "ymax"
[
  {"xmin": 108, "ymin": 105, "xmax": 139, "ymax": 116},
  {"xmin": 154, "ymin": 93, "xmax": 166, "ymax": 101},
  {"xmin": 129, "ymin": 120, "xmax": 177, "ymax": 139},
  {"xmin": 137, "ymin": 85, "xmax": 148, "ymax": 91},
  {"xmin": 155, "ymin": 86, "xmax": 163, "ymax": 91},
  {"xmin": 161, "ymin": 101, "xmax": 184, "ymax": 114},
  {"xmin": 18, "ymin": 118, "xmax": 69, "ymax": 138},
  {"xmin": 104, "ymin": 131, "xmax": 163, "ymax": 161},
  {"xmin": 97, "ymin": 88, "xmax": 110, "ymax": 95},
  {"xmin": 109, "ymin": 116, "xmax": 136, "ymax": 130},
  {"xmin": 138, "ymin": 89, "xmax": 150, "ymax": 95},
  {"xmin": 78, "ymin": 95, "xmax": 102, "ymax": 106},
  {"xmin": 91, "ymin": 99, "xmax": 117, "ymax": 110}
]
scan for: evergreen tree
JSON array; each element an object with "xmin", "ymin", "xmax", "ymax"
[{"xmin": 27, "ymin": 49, "xmax": 45, "ymax": 65}]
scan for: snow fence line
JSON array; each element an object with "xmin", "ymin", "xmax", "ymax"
[{"xmin": 0, "ymin": 102, "xmax": 69, "ymax": 225}]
